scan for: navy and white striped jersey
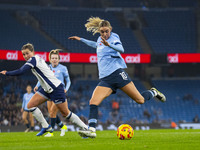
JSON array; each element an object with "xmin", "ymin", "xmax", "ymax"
[
  {"xmin": 26, "ymin": 55, "xmax": 61, "ymax": 93},
  {"xmin": 6, "ymin": 55, "xmax": 61, "ymax": 93},
  {"xmin": 35, "ymin": 64, "xmax": 71, "ymax": 92}
]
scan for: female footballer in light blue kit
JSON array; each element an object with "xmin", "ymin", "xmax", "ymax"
[
  {"xmin": 69, "ymin": 17, "xmax": 166, "ymax": 138},
  {"xmin": 34, "ymin": 49, "xmax": 70, "ymax": 137},
  {"xmin": 0, "ymin": 43, "xmax": 91, "ymax": 137},
  {"xmin": 21, "ymin": 85, "xmax": 34, "ymax": 132}
]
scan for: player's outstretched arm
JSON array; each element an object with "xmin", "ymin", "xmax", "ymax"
[
  {"xmin": 68, "ymin": 36, "xmax": 81, "ymax": 41},
  {"xmin": 69, "ymin": 36, "xmax": 97, "ymax": 49},
  {"xmin": 1, "ymin": 64, "xmax": 32, "ymax": 76},
  {"xmin": 0, "ymin": 70, "xmax": 7, "ymax": 75}
]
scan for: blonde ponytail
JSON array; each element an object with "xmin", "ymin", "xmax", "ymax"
[{"xmin": 85, "ymin": 17, "xmax": 104, "ymax": 35}]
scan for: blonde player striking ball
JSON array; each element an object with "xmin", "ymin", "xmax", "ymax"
[{"xmin": 69, "ymin": 17, "xmax": 166, "ymax": 138}]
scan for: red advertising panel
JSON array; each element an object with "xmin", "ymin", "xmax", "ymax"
[
  {"xmin": 0, "ymin": 50, "xmax": 151, "ymax": 63},
  {"xmin": 0, "ymin": 50, "xmax": 20, "ymax": 60},
  {"xmin": 167, "ymin": 53, "xmax": 200, "ymax": 63},
  {"xmin": 122, "ymin": 54, "xmax": 151, "ymax": 63},
  {"xmin": 69, "ymin": 53, "xmax": 98, "ymax": 63}
]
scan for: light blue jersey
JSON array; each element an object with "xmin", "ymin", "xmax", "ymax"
[
  {"xmin": 81, "ymin": 32, "xmax": 127, "ymax": 79},
  {"xmin": 22, "ymin": 92, "xmax": 34, "ymax": 111},
  {"xmin": 36, "ymin": 64, "xmax": 71, "ymax": 91}
]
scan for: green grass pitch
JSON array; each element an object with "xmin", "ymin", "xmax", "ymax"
[{"xmin": 0, "ymin": 129, "xmax": 200, "ymax": 150}]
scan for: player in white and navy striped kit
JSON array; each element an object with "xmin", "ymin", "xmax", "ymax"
[{"xmin": 0, "ymin": 43, "xmax": 90, "ymax": 137}]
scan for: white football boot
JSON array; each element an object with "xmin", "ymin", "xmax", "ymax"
[
  {"xmin": 60, "ymin": 125, "xmax": 67, "ymax": 136},
  {"xmin": 151, "ymin": 87, "xmax": 166, "ymax": 102},
  {"xmin": 78, "ymin": 127, "xmax": 96, "ymax": 138},
  {"xmin": 44, "ymin": 132, "xmax": 54, "ymax": 137}
]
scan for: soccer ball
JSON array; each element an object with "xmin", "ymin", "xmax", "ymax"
[{"xmin": 117, "ymin": 124, "xmax": 134, "ymax": 140}]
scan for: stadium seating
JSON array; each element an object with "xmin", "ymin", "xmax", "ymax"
[
  {"xmin": 30, "ymin": 9, "xmax": 143, "ymax": 53},
  {"xmin": 0, "ymin": 0, "xmax": 42, "ymax": 6},
  {"xmin": 0, "ymin": 10, "xmax": 56, "ymax": 51},
  {"xmin": 168, "ymin": 0, "xmax": 198, "ymax": 8},
  {"xmin": 151, "ymin": 79, "xmax": 200, "ymax": 122},
  {"xmin": 0, "ymin": 8, "xmax": 196, "ymax": 54},
  {"xmin": 54, "ymin": 0, "xmax": 79, "ymax": 7},
  {"xmin": 109, "ymin": 0, "xmax": 142, "ymax": 8},
  {"xmin": 142, "ymin": 10, "xmax": 196, "ymax": 53}
]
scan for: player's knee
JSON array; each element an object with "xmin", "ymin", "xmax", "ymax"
[
  {"xmin": 61, "ymin": 112, "xmax": 70, "ymax": 118},
  {"xmin": 59, "ymin": 108, "xmax": 70, "ymax": 118}
]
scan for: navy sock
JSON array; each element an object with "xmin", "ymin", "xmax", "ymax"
[
  {"xmin": 88, "ymin": 105, "xmax": 98, "ymax": 128},
  {"xmin": 51, "ymin": 118, "xmax": 56, "ymax": 129},
  {"xmin": 26, "ymin": 123, "xmax": 29, "ymax": 128},
  {"xmin": 141, "ymin": 90, "xmax": 155, "ymax": 102},
  {"xmin": 30, "ymin": 126, "xmax": 34, "ymax": 131},
  {"xmin": 56, "ymin": 115, "xmax": 63, "ymax": 128}
]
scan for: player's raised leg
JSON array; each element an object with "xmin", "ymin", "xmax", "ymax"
[{"xmin": 120, "ymin": 82, "xmax": 166, "ymax": 103}]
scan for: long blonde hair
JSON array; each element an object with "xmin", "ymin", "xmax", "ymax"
[{"xmin": 85, "ymin": 17, "xmax": 112, "ymax": 35}]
